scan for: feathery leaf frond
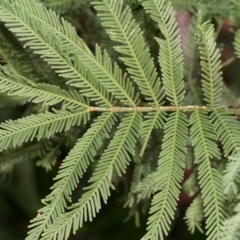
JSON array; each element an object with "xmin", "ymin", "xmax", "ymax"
[
  {"xmin": 0, "ymin": 109, "xmax": 89, "ymax": 151},
  {"xmin": 142, "ymin": 111, "xmax": 188, "ymax": 240},
  {"xmin": 39, "ymin": 112, "xmax": 141, "ymax": 240},
  {"xmin": 0, "ymin": 0, "xmax": 239, "ymax": 239},
  {"xmin": 12, "ymin": 0, "xmax": 136, "ymax": 107},
  {"xmin": 0, "ymin": 66, "xmax": 88, "ymax": 109},
  {"xmin": 27, "ymin": 112, "xmax": 117, "ymax": 240},
  {"xmin": 196, "ymin": 20, "xmax": 222, "ymax": 107},
  {"xmin": 0, "ymin": 0, "xmax": 112, "ymax": 107},
  {"xmin": 184, "ymin": 195, "xmax": 204, "ymax": 234},
  {"xmin": 190, "ymin": 109, "xmax": 225, "ymax": 240},
  {"xmin": 92, "ymin": 0, "xmax": 163, "ymax": 106},
  {"xmin": 142, "ymin": 0, "xmax": 185, "ymax": 107},
  {"xmin": 198, "ymin": 159, "xmax": 226, "ymax": 240},
  {"xmin": 210, "ymin": 108, "xmax": 240, "ymax": 156},
  {"xmin": 190, "ymin": 109, "xmax": 219, "ymax": 163}
]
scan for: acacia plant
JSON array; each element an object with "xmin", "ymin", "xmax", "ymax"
[{"xmin": 0, "ymin": 0, "xmax": 240, "ymax": 239}]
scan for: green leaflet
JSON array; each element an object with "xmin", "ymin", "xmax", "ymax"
[
  {"xmin": 92, "ymin": 0, "xmax": 163, "ymax": 106},
  {"xmin": 143, "ymin": 111, "xmax": 188, "ymax": 240},
  {"xmin": 142, "ymin": 0, "xmax": 185, "ymax": 106},
  {"xmin": 196, "ymin": 20, "xmax": 223, "ymax": 107},
  {"xmin": 184, "ymin": 195, "xmax": 204, "ymax": 234},
  {"xmin": 0, "ymin": 109, "xmax": 89, "ymax": 151},
  {"xmin": 16, "ymin": 0, "xmax": 137, "ymax": 106},
  {"xmin": 0, "ymin": 66, "xmax": 88, "ymax": 109},
  {"xmin": 190, "ymin": 109, "xmax": 225, "ymax": 240},
  {"xmin": 0, "ymin": 0, "xmax": 112, "ymax": 107}
]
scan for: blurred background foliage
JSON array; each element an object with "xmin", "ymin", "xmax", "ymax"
[{"xmin": 0, "ymin": 0, "xmax": 239, "ymax": 239}]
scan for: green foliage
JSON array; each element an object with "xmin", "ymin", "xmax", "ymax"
[
  {"xmin": 0, "ymin": 0, "xmax": 240, "ymax": 240},
  {"xmin": 184, "ymin": 195, "xmax": 204, "ymax": 234},
  {"xmin": 220, "ymin": 201, "xmax": 240, "ymax": 240}
]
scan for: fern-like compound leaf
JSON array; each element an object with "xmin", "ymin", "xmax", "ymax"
[
  {"xmin": 210, "ymin": 108, "xmax": 240, "ymax": 156},
  {"xmin": 0, "ymin": 0, "xmax": 112, "ymax": 107},
  {"xmin": 0, "ymin": 66, "xmax": 87, "ymax": 109},
  {"xmin": 196, "ymin": 20, "xmax": 223, "ymax": 107},
  {"xmin": 92, "ymin": 0, "xmax": 163, "ymax": 106},
  {"xmin": 0, "ymin": 0, "xmax": 239, "ymax": 239},
  {"xmin": 139, "ymin": 0, "xmax": 185, "ymax": 155},
  {"xmin": 40, "ymin": 112, "xmax": 141, "ymax": 240},
  {"xmin": 184, "ymin": 195, "xmax": 204, "ymax": 234},
  {"xmin": 190, "ymin": 109, "xmax": 225, "ymax": 240},
  {"xmin": 190, "ymin": 109, "xmax": 220, "ymax": 163},
  {"xmin": 142, "ymin": 0, "xmax": 185, "ymax": 106},
  {"xmin": 13, "ymin": 0, "xmax": 136, "ymax": 107},
  {"xmin": 198, "ymin": 163, "xmax": 226, "ymax": 240},
  {"xmin": 142, "ymin": 111, "xmax": 188, "ymax": 240},
  {"xmin": 27, "ymin": 112, "xmax": 117, "ymax": 240},
  {"xmin": 0, "ymin": 109, "xmax": 89, "ymax": 151}
]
